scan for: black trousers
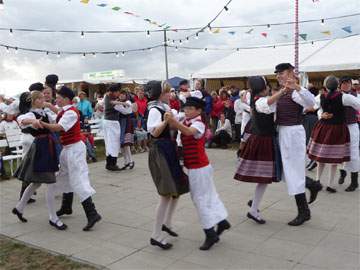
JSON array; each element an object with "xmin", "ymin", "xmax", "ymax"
[{"xmin": 212, "ymin": 130, "xmax": 232, "ymax": 147}]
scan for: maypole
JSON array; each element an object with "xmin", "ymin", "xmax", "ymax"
[{"xmin": 294, "ymin": 0, "xmax": 299, "ymax": 75}]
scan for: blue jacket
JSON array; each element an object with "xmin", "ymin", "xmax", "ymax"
[{"xmin": 77, "ymin": 99, "xmax": 93, "ymax": 119}]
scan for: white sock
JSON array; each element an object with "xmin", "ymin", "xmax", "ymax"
[
  {"xmin": 328, "ymin": 164, "xmax": 337, "ymax": 188},
  {"xmin": 316, "ymin": 163, "xmax": 325, "ymax": 182},
  {"xmin": 250, "ymin": 184, "xmax": 267, "ymax": 217},
  {"xmin": 124, "ymin": 146, "xmax": 133, "ymax": 164},
  {"xmin": 16, "ymin": 183, "xmax": 41, "ymax": 213},
  {"xmin": 152, "ymin": 196, "xmax": 170, "ymax": 241},
  {"xmin": 46, "ymin": 184, "xmax": 63, "ymax": 225},
  {"xmin": 163, "ymin": 197, "xmax": 178, "ymax": 229}
]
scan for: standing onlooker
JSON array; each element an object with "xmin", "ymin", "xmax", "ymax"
[
  {"xmin": 134, "ymin": 86, "xmax": 148, "ymax": 129},
  {"xmin": 211, "ymin": 91, "xmax": 224, "ymax": 134},
  {"xmin": 233, "ymin": 91, "xmax": 245, "ymax": 142},
  {"xmin": 195, "ymin": 79, "xmax": 212, "ymax": 126},
  {"xmin": 77, "ymin": 91, "xmax": 93, "ymax": 120}
]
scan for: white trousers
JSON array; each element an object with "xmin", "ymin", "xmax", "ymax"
[
  {"xmin": 278, "ymin": 125, "xmax": 306, "ymax": 196},
  {"xmin": 103, "ymin": 119, "xmax": 121, "ymax": 157},
  {"xmin": 55, "ymin": 141, "xmax": 95, "ymax": 202},
  {"xmin": 344, "ymin": 124, "xmax": 360, "ymax": 172},
  {"xmin": 188, "ymin": 165, "xmax": 228, "ymax": 229}
]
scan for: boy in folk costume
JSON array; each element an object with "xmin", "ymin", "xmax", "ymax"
[
  {"xmin": 165, "ymin": 97, "xmax": 230, "ymax": 251},
  {"xmin": 40, "ymin": 86, "xmax": 101, "ymax": 231},
  {"xmin": 337, "ymin": 77, "xmax": 360, "ymax": 191},
  {"xmin": 274, "ymin": 63, "xmax": 321, "ymax": 226}
]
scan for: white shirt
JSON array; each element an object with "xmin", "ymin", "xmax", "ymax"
[
  {"xmin": 255, "ymin": 96, "xmax": 277, "ymax": 114},
  {"xmin": 147, "ymin": 103, "xmax": 171, "ymax": 136},
  {"xmin": 58, "ymin": 105, "xmax": 78, "ymax": 132},
  {"xmin": 234, "ymin": 99, "xmax": 243, "ymax": 124},
  {"xmin": 17, "ymin": 108, "xmax": 48, "ymax": 128},
  {"xmin": 184, "ymin": 116, "xmax": 205, "ymax": 139},
  {"xmin": 114, "ymin": 100, "xmax": 133, "ymax": 115},
  {"xmin": 216, "ymin": 119, "xmax": 232, "ymax": 137},
  {"xmin": 0, "ymin": 120, "xmax": 19, "ymax": 134},
  {"xmin": 291, "ymin": 87, "xmax": 316, "ymax": 110}
]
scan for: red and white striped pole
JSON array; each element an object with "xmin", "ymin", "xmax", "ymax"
[{"xmin": 294, "ymin": 0, "xmax": 299, "ymax": 75}]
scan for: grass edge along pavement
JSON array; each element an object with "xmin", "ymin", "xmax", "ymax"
[{"xmin": 0, "ymin": 235, "xmax": 102, "ymax": 270}]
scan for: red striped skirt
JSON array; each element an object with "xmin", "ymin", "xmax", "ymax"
[
  {"xmin": 234, "ymin": 134, "xmax": 276, "ymax": 184},
  {"xmin": 307, "ymin": 121, "xmax": 350, "ymax": 163}
]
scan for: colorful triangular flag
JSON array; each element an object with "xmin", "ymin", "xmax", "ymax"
[
  {"xmin": 164, "ymin": 26, "xmax": 171, "ymax": 30},
  {"xmin": 321, "ymin": 31, "xmax": 331, "ymax": 36},
  {"xmin": 211, "ymin": 28, "xmax": 221, "ymax": 34},
  {"xmin": 80, "ymin": 0, "xmax": 89, "ymax": 3},
  {"xmin": 228, "ymin": 31, "xmax": 236, "ymax": 35},
  {"xmin": 261, "ymin": 32, "xmax": 267, "ymax": 38},
  {"xmin": 97, "ymin": 3, "xmax": 107, "ymax": 7},
  {"xmin": 341, "ymin": 26, "xmax": 352, "ymax": 33},
  {"xmin": 124, "ymin": 11, "xmax": 134, "ymax": 15},
  {"xmin": 112, "ymin": 6, "xmax": 121, "ymax": 11},
  {"xmin": 245, "ymin": 28, "xmax": 254, "ymax": 34},
  {"xmin": 299, "ymin": 34, "xmax": 307, "ymax": 40}
]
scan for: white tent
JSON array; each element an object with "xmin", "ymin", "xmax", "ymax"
[{"xmin": 191, "ymin": 35, "xmax": 360, "ymax": 79}]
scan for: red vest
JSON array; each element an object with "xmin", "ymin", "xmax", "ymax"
[
  {"xmin": 180, "ymin": 117, "xmax": 209, "ymax": 169},
  {"xmin": 56, "ymin": 106, "xmax": 82, "ymax": 146},
  {"xmin": 276, "ymin": 90, "xmax": 303, "ymax": 126}
]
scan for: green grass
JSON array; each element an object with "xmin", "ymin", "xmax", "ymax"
[{"xmin": 0, "ymin": 236, "xmax": 98, "ymax": 270}]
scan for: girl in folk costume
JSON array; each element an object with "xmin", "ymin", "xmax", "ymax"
[
  {"xmin": 12, "ymin": 91, "xmax": 67, "ymax": 230},
  {"xmin": 274, "ymin": 63, "xmax": 321, "ymax": 226},
  {"xmin": 308, "ymin": 76, "xmax": 360, "ymax": 193},
  {"xmin": 103, "ymin": 84, "xmax": 122, "ymax": 171},
  {"xmin": 146, "ymin": 81, "xmax": 189, "ymax": 250},
  {"xmin": 337, "ymin": 77, "xmax": 360, "ymax": 192},
  {"xmin": 234, "ymin": 76, "xmax": 287, "ymax": 224},
  {"xmin": 115, "ymin": 89, "xmax": 135, "ymax": 170},
  {"xmin": 40, "ymin": 86, "xmax": 101, "ymax": 231},
  {"xmin": 166, "ymin": 97, "xmax": 231, "ymax": 251}
]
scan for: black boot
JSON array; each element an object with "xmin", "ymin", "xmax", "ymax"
[
  {"xmin": 345, "ymin": 172, "xmax": 358, "ymax": 192},
  {"xmin": 216, "ymin": 219, "xmax": 231, "ymax": 236},
  {"xmin": 105, "ymin": 155, "xmax": 112, "ymax": 170},
  {"xmin": 81, "ymin": 197, "xmax": 101, "ymax": 231},
  {"xmin": 106, "ymin": 156, "xmax": 122, "ymax": 171},
  {"xmin": 306, "ymin": 177, "xmax": 323, "ymax": 204},
  {"xmin": 338, "ymin": 169, "xmax": 347, "ymax": 185},
  {"xmin": 288, "ymin": 193, "xmax": 311, "ymax": 226},
  {"xmin": 56, "ymin": 192, "xmax": 73, "ymax": 217},
  {"xmin": 199, "ymin": 227, "xmax": 219, "ymax": 250}
]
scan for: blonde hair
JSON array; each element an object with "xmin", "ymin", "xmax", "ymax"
[
  {"xmin": 161, "ymin": 81, "xmax": 172, "ymax": 94},
  {"xmin": 134, "ymin": 85, "xmax": 144, "ymax": 94},
  {"xmin": 31, "ymin": 91, "xmax": 44, "ymax": 107}
]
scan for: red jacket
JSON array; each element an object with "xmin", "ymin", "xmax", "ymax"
[
  {"xmin": 134, "ymin": 96, "xmax": 148, "ymax": 117},
  {"xmin": 211, "ymin": 97, "xmax": 224, "ymax": 118}
]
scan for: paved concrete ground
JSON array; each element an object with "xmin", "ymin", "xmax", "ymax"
[{"xmin": 0, "ymin": 149, "xmax": 359, "ymax": 270}]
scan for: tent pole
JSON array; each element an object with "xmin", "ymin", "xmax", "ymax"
[
  {"xmin": 163, "ymin": 30, "xmax": 169, "ymax": 80},
  {"xmin": 294, "ymin": 0, "xmax": 299, "ymax": 75}
]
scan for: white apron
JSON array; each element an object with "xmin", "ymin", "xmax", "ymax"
[
  {"xmin": 344, "ymin": 123, "xmax": 360, "ymax": 172},
  {"xmin": 278, "ymin": 125, "xmax": 306, "ymax": 196},
  {"xmin": 55, "ymin": 141, "xmax": 95, "ymax": 202},
  {"xmin": 188, "ymin": 164, "xmax": 228, "ymax": 229},
  {"xmin": 103, "ymin": 119, "xmax": 121, "ymax": 157}
]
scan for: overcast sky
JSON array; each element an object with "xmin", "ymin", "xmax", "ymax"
[{"xmin": 0, "ymin": 0, "xmax": 359, "ymax": 96}]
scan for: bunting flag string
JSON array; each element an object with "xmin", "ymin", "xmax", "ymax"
[
  {"xmin": 321, "ymin": 31, "xmax": 331, "ymax": 35},
  {"xmin": 299, "ymin": 34, "xmax": 307, "ymax": 40},
  {"xmin": 342, "ymin": 26, "xmax": 352, "ymax": 33}
]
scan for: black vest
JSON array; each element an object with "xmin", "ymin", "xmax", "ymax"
[
  {"xmin": 320, "ymin": 91, "xmax": 345, "ymax": 125},
  {"xmin": 21, "ymin": 111, "xmax": 51, "ymax": 137},
  {"xmin": 150, "ymin": 107, "xmax": 171, "ymax": 139},
  {"xmin": 251, "ymin": 98, "xmax": 276, "ymax": 136}
]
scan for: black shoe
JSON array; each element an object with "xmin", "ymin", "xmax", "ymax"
[
  {"xmin": 120, "ymin": 163, "xmax": 130, "ymax": 170},
  {"xmin": 106, "ymin": 164, "xmax": 123, "ymax": 171},
  {"xmin": 345, "ymin": 172, "xmax": 358, "ymax": 192},
  {"xmin": 247, "ymin": 200, "xmax": 259, "ymax": 212},
  {"xmin": 56, "ymin": 193, "xmax": 73, "ymax": 217},
  {"xmin": 307, "ymin": 162, "xmax": 317, "ymax": 171},
  {"xmin": 326, "ymin": 187, "xmax": 337, "ymax": 193},
  {"xmin": 129, "ymin": 161, "xmax": 135, "ymax": 169},
  {"xmin": 288, "ymin": 193, "xmax": 311, "ymax": 226},
  {"xmin": 216, "ymin": 219, "xmax": 231, "ymax": 235},
  {"xmin": 338, "ymin": 169, "xmax": 347, "ymax": 185},
  {"xmin": 247, "ymin": 212, "xmax": 266, "ymax": 224},
  {"xmin": 12, "ymin": 208, "xmax": 27, "ymax": 223},
  {"xmin": 199, "ymin": 228, "xmax": 219, "ymax": 251},
  {"xmin": 27, "ymin": 198, "xmax": 36, "ymax": 204},
  {"xmin": 91, "ymin": 157, "xmax": 98, "ymax": 163},
  {"xmin": 49, "ymin": 220, "xmax": 67, "ymax": 230},
  {"xmin": 82, "ymin": 197, "xmax": 102, "ymax": 231},
  {"xmin": 306, "ymin": 177, "xmax": 323, "ymax": 204},
  {"xmin": 150, "ymin": 238, "xmax": 173, "ymax": 250},
  {"xmin": 162, "ymin": 225, "xmax": 178, "ymax": 237}
]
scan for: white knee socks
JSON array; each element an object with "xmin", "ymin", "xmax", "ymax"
[
  {"xmin": 163, "ymin": 197, "xmax": 178, "ymax": 229},
  {"xmin": 46, "ymin": 184, "xmax": 63, "ymax": 226},
  {"xmin": 250, "ymin": 183, "xmax": 267, "ymax": 217},
  {"xmin": 123, "ymin": 146, "xmax": 133, "ymax": 165},
  {"xmin": 16, "ymin": 183, "xmax": 41, "ymax": 213},
  {"xmin": 152, "ymin": 196, "xmax": 171, "ymax": 241},
  {"xmin": 328, "ymin": 164, "xmax": 337, "ymax": 188},
  {"xmin": 316, "ymin": 163, "xmax": 325, "ymax": 182}
]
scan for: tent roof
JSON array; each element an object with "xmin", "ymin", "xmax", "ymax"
[{"xmin": 191, "ymin": 35, "xmax": 360, "ymax": 79}]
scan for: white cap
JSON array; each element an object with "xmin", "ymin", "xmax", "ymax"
[{"xmin": 352, "ymin": 79, "xmax": 359, "ymax": 85}]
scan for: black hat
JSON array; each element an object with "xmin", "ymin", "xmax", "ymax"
[
  {"xmin": 45, "ymin": 74, "xmax": 59, "ymax": 85},
  {"xmin": 248, "ymin": 76, "xmax": 267, "ymax": 93},
  {"xmin": 339, "ymin": 76, "xmax": 352, "ymax": 85},
  {"xmin": 179, "ymin": 79, "xmax": 189, "ymax": 86},
  {"xmin": 107, "ymin": 83, "xmax": 121, "ymax": 93},
  {"xmin": 19, "ymin": 92, "xmax": 32, "ymax": 114},
  {"xmin": 274, "ymin": 63, "xmax": 295, "ymax": 73},
  {"xmin": 183, "ymin": 96, "xmax": 205, "ymax": 110},
  {"xmin": 324, "ymin": 75, "xmax": 339, "ymax": 91},
  {"xmin": 29, "ymin": 82, "xmax": 45, "ymax": 92},
  {"xmin": 58, "ymin": 86, "xmax": 75, "ymax": 100},
  {"xmin": 145, "ymin": 80, "xmax": 162, "ymax": 100}
]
